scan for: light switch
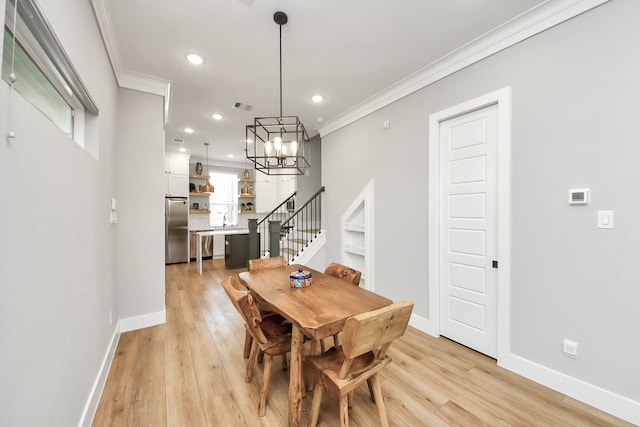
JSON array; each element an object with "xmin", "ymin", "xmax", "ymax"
[{"xmin": 597, "ymin": 210, "xmax": 614, "ymax": 229}]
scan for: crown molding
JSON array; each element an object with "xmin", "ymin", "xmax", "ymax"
[
  {"xmin": 318, "ymin": 0, "xmax": 610, "ymax": 137},
  {"xmin": 90, "ymin": 0, "xmax": 172, "ymax": 125}
]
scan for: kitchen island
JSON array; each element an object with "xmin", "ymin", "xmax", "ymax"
[{"xmin": 195, "ymin": 228, "xmax": 252, "ymax": 274}]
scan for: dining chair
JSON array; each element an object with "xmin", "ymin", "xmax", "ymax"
[
  {"xmin": 221, "ymin": 274, "xmax": 292, "ymax": 417},
  {"xmin": 320, "ymin": 263, "xmax": 363, "ymax": 352},
  {"xmin": 248, "ymin": 255, "xmax": 286, "ymax": 271},
  {"xmin": 305, "ymin": 300, "xmax": 414, "ymax": 427},
  {"xmin": 244, "ymin": 255, "xmax": 288, "ymax": 359},
  {"xmin": 324, "ymin": 262, "xmax": 362, "ymax": 287}
]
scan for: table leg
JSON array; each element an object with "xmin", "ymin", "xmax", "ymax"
[
  {"xmin": 288, "ymin": 324, "xmax": 304, "ymax": 426},
  {"xmin": 197, "ymin": 233, "xmax": 203, "ymax": 274}
]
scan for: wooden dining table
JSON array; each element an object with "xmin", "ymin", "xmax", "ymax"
[{"xmin": 239, "ymin": 264, "xmax": 393, "ymax": 426}]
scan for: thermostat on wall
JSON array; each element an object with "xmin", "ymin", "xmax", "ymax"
[{"xmin": 569, "ymin": 188, "xmax": 590, "ymax": 205}]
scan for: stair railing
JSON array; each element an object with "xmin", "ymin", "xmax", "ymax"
[
  {"xmin": 275, "ymin": 186, "xmax": 325, "ymax": 264},
  {"xmin": 255, "ymin": 192, "xmax": 296, "ymax": 257}
]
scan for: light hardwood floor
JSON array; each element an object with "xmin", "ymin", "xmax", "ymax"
[{"xmin": 93, "ymin": 259, "xmax": 632, "ymax": 426}]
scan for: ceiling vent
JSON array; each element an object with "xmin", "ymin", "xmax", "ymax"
[
  {"xmin": 171, "ymin": 137, "xmax": 185, "ymax": 144},
  {"xmin": 232, "ymin": 102, "xmax": 253, "ymax": 111}
]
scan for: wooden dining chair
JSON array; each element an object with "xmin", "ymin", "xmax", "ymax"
[
  {"xmin": 248, "ymin": 255, "xmax": 286, "ymax": 271},
  {"xmin": 320, "ymin": 263, "xmax": 363, "ymax": 352},
  {"xmin": 324, "ymin": 262, "xmax": 362, "ymax": 287},
  {"xmin": 221, "ymin": 274, "xmax": 292, "ymax": 417},
  {"xmin": 243, "ymin": 255, "xmax": 288, "ymax": 358},
  {"xmin": 305, "ymin": 300, "xmax": 414, "ymax": 427}
]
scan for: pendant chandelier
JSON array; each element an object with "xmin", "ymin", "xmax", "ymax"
[
  {"xmin": 200, "ymin": 142, "xmax": 215, "ymax": 193},
  {"xmin": 246, "ymin": 11, "xmax": 310, "ymax": 176}
]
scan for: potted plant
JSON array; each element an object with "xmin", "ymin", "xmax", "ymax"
[{"xmin": 240, "ymin": 202, "xmax": 246, "ymax": 211}]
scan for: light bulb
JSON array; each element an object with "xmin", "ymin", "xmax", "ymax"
[
  {"xmin": 290, "ymin": 140, "xmax": 298, "ymax": 156},
  {"xmin": 274, "ymin": 136, "xmax": 282, "ymax": 153},
  {"xmin": 264, "ymin": 140, "xmax": 273, "ymax": 156}
]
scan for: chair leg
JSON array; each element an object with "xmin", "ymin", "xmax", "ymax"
[
  {"xmin": 308, "ymin": 381, "xmax": 324, "ymax": 427},
  {"xmin": 339, "ymin": 395, "xmax": 350, "ymax": 427},
  {"xmin": 366, "ymin": 377, "xmax": 375, "ymax": 402},
  {"xmin": 245, "ymin": 340, "xmax": 258, "ymax": 383},
  {"xmin": 243, "ymin": 331, "xmax": 253, "ymax": 359},
  {"xmin": 333, "ymin": 333, "xmax": 341, "ymax": 347},
  {"xmin": 258, "ymin": 354, "xmax": 272, "ymax": 417},
  {"xmin": 348, "ymin": 391, "xmax": 353, "ymax": 408},
  {"xmin": 369, "ymin": 374, "xmax": 388, "ymax": 427},
  {"xmin": 281, "ymin": 354, "xmax": 288, "ymax": 370}
]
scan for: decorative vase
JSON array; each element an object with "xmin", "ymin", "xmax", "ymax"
[
  {"xmin": 243, "ymin": 169, "xmax": 250, "ymax": 179},
  {"xmin": 195, "ymin": 162, "xmax": 203, "ymax": 175}
]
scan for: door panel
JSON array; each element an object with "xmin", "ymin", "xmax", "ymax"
[{"xmin": 440, "ymin": 105, "xmax": 498, "ymax": 358}]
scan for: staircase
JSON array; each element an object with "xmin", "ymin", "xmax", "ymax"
[{"xmin": 253, "ymin": 187, "xmax": 325, "ymax": 264}]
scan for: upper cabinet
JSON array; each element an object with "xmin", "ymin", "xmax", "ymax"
[
  {"xmin": 255, "ymin": 176, "xmax": 296, "ymax": 213},
  {"xmin": 165, "ymin": 154, "xmax": 189, "ymax": 197}
]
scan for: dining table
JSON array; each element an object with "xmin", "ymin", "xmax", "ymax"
[{"xmin": 238, "ymin": 263, "xmax": 393, "ymax": 426}]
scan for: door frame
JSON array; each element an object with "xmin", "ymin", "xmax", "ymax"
[{"xmin": 427, "ymin": 87, "xmax": 512, "ymax": 361}]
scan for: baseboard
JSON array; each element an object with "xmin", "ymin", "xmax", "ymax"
[
  {"xmin": 409, "ymin": 317, "xmax": 639, "ymax": 425},
  {"xmin": 119, "ymin": 308, "xmax": 166, "ymax": 333},
  {"xmin": 409, "ymin": 313, "xmax": 438, "ymax": 337},
  {"xmin": 499, "ymin": 353, "xmax": 640, "ymax": 425},
  {"xmin": 77, "ymin": 324, "xmax": 121, "ymax": 427}
]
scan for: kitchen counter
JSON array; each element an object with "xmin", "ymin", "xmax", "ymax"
[{"xmin": 195, "ymin": 228, "xmax": 250, "ymax": 274}]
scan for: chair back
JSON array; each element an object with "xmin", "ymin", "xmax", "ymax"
[
  {"xmin": 324, "ymin": 262, "xmax": 362, "ymax": 286},
  {"xmin": 221, "ymin": 274, "xmax": 269, "ymax": 344},
  {"xmin": 341, "ymin": 300, "xmax": 413, "ymax": 363},
  {"xmin": 248, "ymin": 256, "xmax": 286, "ymax": 272}
]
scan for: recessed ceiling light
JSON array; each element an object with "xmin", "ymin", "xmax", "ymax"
[
  {"xmin": 227, "ymin": 154, "xmax": 234, "ymax": 159},
  {"xmin": 312, "ymin": 94, "xmax": 324, "ymax": 103},
  {"xmin": 211, "ymin": 113, "xmax": 223, "ymax": 120},
  {"xmin": 186, "ymin": 53, "xmax": 204, "ymax": 65},
  {"xmin": 246, "ymin": 138, "xmax": 253, "ymax": 144},
  {"xmin": 179, "ymin": 147, "xmax": 186, "ymax": 153},
  {"xmin": 184, "ymin": 127, "xmax": 194, "ymax": 134}
]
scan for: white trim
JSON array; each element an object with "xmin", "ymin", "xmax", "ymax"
[
  {"xmin": 428, "ymin": 87, "xmax": 512, "ymax": 358},
  {"xmin": 290, "ymin": 230, "xmax": 326, "ymax": 265},
  {"xmin": 119, "ymin": 309, "xmax": 166, "ymax": 333},
  {"xmin": 78, "ymin": 324, "xmax": 120, "ymax": 427},
  {"xmin": 409, "ymin": 313, "xmax": 435, "ymax": 337},
  {"xmin": 340, "ymin": 180, "xmax": 374, "ymax": 291},
  {"xmin": 90, "ymin": 0, "xmax": 172, "ymax": 125},
  {"xmin": 499, "ymin": 353, "xmax": 640, "ymax": 426},
  {"xmin": 318, "ymin": 0, "xmax": 609, "ymax": 137}
]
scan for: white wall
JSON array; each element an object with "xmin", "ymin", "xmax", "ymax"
[
  {"xmin": 115, "ymin": 88, "xmax": 165, "ymax": 327},
  {"xmin": 321, "ymin": 0, "xmax": 639, "ymax": 422},
  {"xmin": 0, "ymin": 0, "xmax": 165, "ymax": 425}
]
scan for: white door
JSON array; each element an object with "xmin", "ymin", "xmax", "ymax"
[{"xmin": 439, "ymin": 104, "xmax": 498, "ymax": 358}]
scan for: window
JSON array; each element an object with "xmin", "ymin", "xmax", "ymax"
[
  {"xmin": 2, "ymin": 0, "xmax": 98, "ymax": 152},
  {"xmin": 209, "ymin": 172, "xmax": 238, "ymax": 227},
  {"xmin": 2, "ymin": 27, "xmax": 73, "ymax": 136}
]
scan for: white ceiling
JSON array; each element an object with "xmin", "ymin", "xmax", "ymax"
[{"xmin": 98, "ymin": 0, "xmax": 547, "ymax": 163}]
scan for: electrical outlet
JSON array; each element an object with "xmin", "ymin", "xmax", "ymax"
[{"xmin": 563, "ymin": 339, "xmax": 578, "ymax": 358}]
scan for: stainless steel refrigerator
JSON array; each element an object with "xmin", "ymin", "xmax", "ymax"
[{"xmin": 165, "ymin": 197, "xmax": 188, "ymax": 264}]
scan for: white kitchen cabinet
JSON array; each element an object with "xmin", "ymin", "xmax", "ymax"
[
  {"xmin": 278, "ymin": 176, "xmax": 296, "ymax": 202},
  {"xmin": 255, "ymin": 175, "xmax": 296, "ymax": 212},
  {"xmin": 165, "ymin": 154, "xmax": 189, "ymax": 197}
]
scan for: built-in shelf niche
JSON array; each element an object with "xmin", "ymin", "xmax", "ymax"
[{"xmin": 340, "ymin": 180, "xmax": 374, "ymax": 290}]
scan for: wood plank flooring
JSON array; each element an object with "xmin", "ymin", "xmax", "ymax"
[{"xmin": 92, "ymin": 259, "xmax": 632, "ymax": 426}]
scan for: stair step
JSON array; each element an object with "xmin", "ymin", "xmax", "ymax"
[
  {"xmin": 287, "ymin": 238, "xmax": 307, "ymax": 244},
  {"xmin": 281, "ymin": 247, "xmax": 297, "ymax": 255}
]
